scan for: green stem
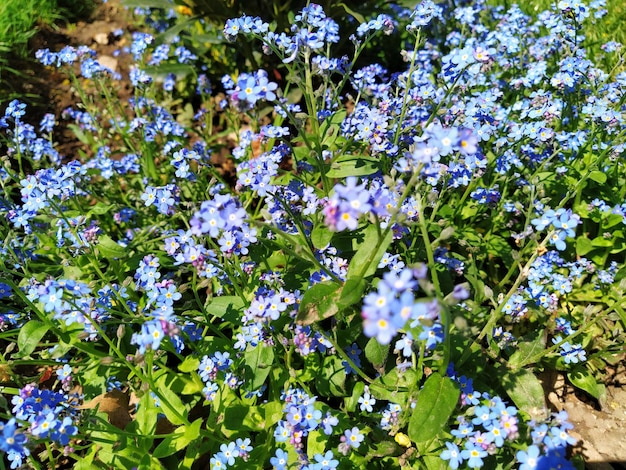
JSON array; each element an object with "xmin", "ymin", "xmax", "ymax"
[
  {"xmin": 318, "ymin": 330, "xmax": 374, "ymax": 384},
  {"xmin": 457, "ymin": 231, "xmax": 553, "ymax": 367},
  {"xmin": 393, "ymin": 31, "xmax": 422, "ymax": 147}
]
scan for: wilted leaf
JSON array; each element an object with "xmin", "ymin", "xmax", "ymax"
[
  {"xmin": 296, "ymin": 281, "xmax": 342, "ymax": 325},
  {"xmin": 79, "ymin": 389, "xmax": 131, "ymax": 429}
]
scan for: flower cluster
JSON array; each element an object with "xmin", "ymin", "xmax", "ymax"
[
  {"xmin": 210, "ymin": 438, "xmax": 253, "ymax": 468},
  {"xmin": 141, "ymin": 184, "xmax": 180, "ymax": 215},
  {"xmin": 323, "ymin": 177, "xmax": 374, "ymax": 231},
  {"xmin": 272, "ymin": 388, "xmax": 340, "ymax": 467},
  {"xmin": 362, "ymin": 267, "xmax": 441, "ymax": 346},
  {"xmin": 224, "ymin": 4, "xmax": 340, "ymax": 64},
  {"xmin": 441, "ymin": 369, "xmax": 577, "ymax": 470},
  {"xmin": 4, "ymin": 384, "xmax": 80, "ymax": 468},
  {"xmin": 223, "ymin": 70, "xmax": 279, "ymax": 108},
  {"xmin": 531, "ymin": 206, "xmax": 581, "ymax": 251},
  {"xmin": 2, "ymin": 0, "xmax": 623, "ymax": 467},
  {"xmin": 131, "ymin": 255, "xmax": 192, "ymax": 354},
  {"xmin": 197, "ymin": 351, "xmax": 243, "ymax": 402}
]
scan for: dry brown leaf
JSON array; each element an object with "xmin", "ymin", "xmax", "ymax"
[
  {"xmin": 79, "ymin": 389, "xmax": 131, "ymax": 430},
  {"xmin": 0, "ymin": 364, "xmax": 13, "ymax": 383}
]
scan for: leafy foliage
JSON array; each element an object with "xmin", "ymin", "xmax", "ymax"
[{"xmin": 0, "ymin": 0, "xmax": 624, "ymax": 469}]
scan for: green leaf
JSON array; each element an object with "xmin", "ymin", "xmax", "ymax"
[
  {"xmin": 371, "ymin": 440, "xmax": 399, "ymax": 458},
  {"xmin": 604, "ymin": 214, "xmax": 625, "ymax": 229},
  {"xmin": 136, "ymin": 392, "xmax": 158, "ymax": 438},
  {"xmin": 311, "ymin": 224, "xmax": 333, "ymax": 249},
  {"xmin": 315, "ymin": 355, "xmax": 347, "ymax": 397},
  {"xmin": 337, "ymin": 277, "xmax": 366, "ymax": 309},
  {"xmin": 502, "ymin": 367, "xmax": 547, "ymax": 420},
  {"xmin": 508, "ymin": 330, "xmax": 546, "ymax": 369},
  {"xmin": 16, "ymin": 320, "xmax": 49, "ymax": 357},
  {"xmin": 369, "ymin": 367, "xmax": 418, "ymax": 405},
  {"xmin": 321, "ymin": 124, "xmax": 341, "ymax": 150},
  {"xmin": 204, "ymin": 296, "xmax": 245, "ymax": 319},
  {"xmin": 178, "ymin": 356, "xmax": 200, "ymax": 373},
  {"xmin": 264, "ymin": 400, "xmax": 284, "ymax": 431},
  {"xmin": 588, "ymin": 170, "xmax": 607, "ymax": 184},
  {"xmin": 143, "ymin": 63, "xmax": 195, "ymax": 79},
  {"xmin": 87, "ymin": 203, "xmax": 115, "ymax": 216},
  {"xmin": 591, "ymin": 237, "xmax": 613, "ymax": 247},
  {"xmin": 408, "ymin": 373, "xmax": 459, "ymax": 443},
  {"xmin": 568, "ymin": 367, "xmax": 605, "ymax": 400},
  {"xmin": 347, "ymin": 224, "xmax": 393, "ymax": 279},
  {"xmin": 327, "ymin": 156, "xmax": 380, "ymax": 178},
  {"xmin": 97, "ymin": 235, "xmax": 127, "ymax": 259},
  {"xmin": 576, "ymin": 236, "xmax": 594, "ymax": 256},
  {"xmin": 244, "ymin": 343, "xmax": 275, "ymax": 391},
  {"xmin": 306, "ymin": 429, "xmax": 327, "ymax": 459},
  {"xmin": 67, "ymin": 123, "xmax": 95, "ymax": 146},
  {"xmin": 223, "ymin": 405, "xmax": 265, "ymax": 432},
  {"xmin": 344, "ymin": 381, "xmax": 365, "ymax": 413},
  {"xmin": 153, "ymin": 419, "xmax": 202, "ymax": 459},
  {"xmin": 139, "ymin": 453, "xmax": 166, "ymax": 470},
  {"xmin": 364, "ymin": 337, "xmax": 389, "ymax": 370},
  {"xmin": 122, "ymin": 0, "xmax": 174, "ymax": 8},
  {"xmin": 155, "ymin": 17, "xmax": 198, "ymax": 44},
  {"xmin": 337, "ymin": 2, "xmax": 366, "ymax": 22},
  {"xmin": 486, "ymin": 234, "xmax": 514, "ymax": 264},
  {"xmin": 180, "ymin": 375, "xmax": 204, "ymax": 395},
  {"xmin": 296, "ymin": 281, "xmax": 342, "ymax": 325},
  {"xmin": 153, "ymin": 372, "xmax": 187, "ymax": 426}
]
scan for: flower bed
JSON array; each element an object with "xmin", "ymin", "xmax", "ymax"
[{"xmin": 1, "ymin": 0, "xmax": 625, "ymax": 468}]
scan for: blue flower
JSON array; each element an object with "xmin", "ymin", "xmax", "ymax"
[
  {"xmin": 311, "ymin": 450, "xmax": 339, "ymax": 470},
  {"xmin": 56, "ymin": 364, "xmax": 72, "ymax": 381},
  {"xmin": 516, "ymin": 444, "xmax": 541, "ymax": 470},
  {"xmin": 461, "ymin": 441, "xmax": 487, "ymax": 468},
  {"xmin": 0, "ymin": 419, "xmax": 28, "ymax": 454},
  {"xmin": 344, "ymin": 427, "xmax": 364, "ymax": 449},
  {"xmin": 440, "ymin": 442, "xmax": 463, "ymax": 469},
  {"xmin": 217, "ymin": 442, "xmax": 239, "ymax": 466},
  {"xmin": 270, "ymin": 448, "xmax": 289, "ymax": 469},
  {"xmin": 237, "ymin": 75, "xmax": 262, "ymax": 104},
  {"xmin": 358, "ymin": 391, "xmax": 376, "ymax": 412},
  {"xmin": 40, "ymin": 286, "xmax": 64, "ymax": 313}
]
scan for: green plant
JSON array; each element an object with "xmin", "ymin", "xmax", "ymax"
[
  {"xmin": 0, "ymin": 0, "xmax": 96, "ymax": 108},
  {"xmin": 1, "ymin": 1, "xmax": 625, "ymax": 469}
]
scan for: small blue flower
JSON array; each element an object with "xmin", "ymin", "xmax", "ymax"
[
  {"xmin": 270, "ymin": 448, "xmax": 289, "ymax": 469},
  {"xmin": 344, "ymin": 427, "xmax": 364, "ymax": 449},
  {"xmin": 440, "ymin": 441, "xmax": 463, "ymax": 469},
  {"xmin": 516, "ymin": 444, "xmax": 541, "ymax": 470}
]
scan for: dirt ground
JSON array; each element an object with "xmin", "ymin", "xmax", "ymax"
[{"xmin": 15, "ymin": 0, "xmax": 626, "ymax": 467}]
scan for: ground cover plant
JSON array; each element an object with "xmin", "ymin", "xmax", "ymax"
[{"xmin": 1, "ymin": 0, "xmax": 625, "ymax": 468}]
